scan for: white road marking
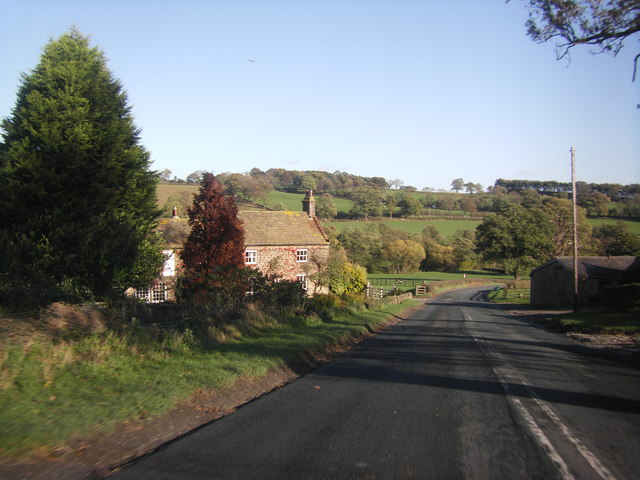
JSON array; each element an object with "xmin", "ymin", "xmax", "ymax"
[
  {"xmin": 463, "ymin": 310, "xmax": 617, "ymax": 480},
  {"xmin": 509, "ymin": 396, "xmax": 576, "ymax": 480}
]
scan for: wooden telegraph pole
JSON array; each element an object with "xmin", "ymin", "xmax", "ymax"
[{"xmin": 571, "ymin": 147, "xmax": 579, "ymax": 312}]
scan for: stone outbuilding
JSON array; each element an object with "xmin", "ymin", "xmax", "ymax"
[{"xmin": 530, "ymin": 256, "xmax": 640, "ymax": 308}]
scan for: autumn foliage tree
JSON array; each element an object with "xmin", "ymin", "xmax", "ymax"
[{"xmin": 180, "ymin": 173, "xmax": 246, "ymax": 304}]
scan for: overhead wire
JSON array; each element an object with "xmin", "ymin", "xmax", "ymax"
[{"xmin": 522, "ymin": 149, "xmax": 571, "ymax": 180}]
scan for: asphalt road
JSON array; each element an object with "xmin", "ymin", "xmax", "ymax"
[{"xmin": 110, "ymin": 287, "xmax": 640, "ymax": 480}]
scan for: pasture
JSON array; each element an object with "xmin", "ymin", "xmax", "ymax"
[
  {"xmin": 586, "ymin": 218, "xmax": 640, "ymax": 235},
  {"xmin": 324, "ymin": 218, "xmax": 481, "ymax": 237},
  {"xmin": 368, "ymin": 270, "xmax": 511, "ymax": 285},
  {"xmin": 156, "ymin": 184, "xmax": 640, "ymax": 237},
  {"xmin": 156, "ymin": 183, "xmax": 198, "ymax": 207},
  {"xmin": 265, "ymin": 190, "xmax": 353, "ymax": 213}
]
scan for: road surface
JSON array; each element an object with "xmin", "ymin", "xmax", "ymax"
[{"xmin": 110, "ymin": 287, "xmax": 640, "ymax": 479}]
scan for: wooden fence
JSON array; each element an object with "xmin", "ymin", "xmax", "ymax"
[{"xmin": 366, "ymin": 284, "xmax": 389, "ymax": 299}]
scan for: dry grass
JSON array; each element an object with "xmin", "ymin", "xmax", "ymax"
[{"xmin": 40, "ymin": 302, "xmax": 106, "ymax": 335}]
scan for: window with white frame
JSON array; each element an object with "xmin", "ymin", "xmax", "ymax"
[
  {"xmin": 297, "ymin": 274, "xmax": 308, "ymax": 290},
  {"xmin": 135, "ymin": 282, "xmax": 167, "ymax": 303},
  {"xmin": 151, "ymin": 282, "xmax": 168, "ymax": 303},
  {"xmin": 134, "ymin": 286, "xmax": 151, "ymax": 301},
  {"xmin": 296, "ymin": 249, "xmax": 308, "ymax": 262},
  {"xmin": 245, "ymin": 250, "xmax": 257, "ymax": 265}
]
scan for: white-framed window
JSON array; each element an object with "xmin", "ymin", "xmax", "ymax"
[
  {"xmin": 135, "ymin": 282, "xmax": 167, "ymax": 303},
  {"xmin": 152, "ymin": 283, "xmax": 168, "ymax": 303},
  {"xmin": 134, "ymin": 286, "xmax": 150, "ymax": 301},
  {"xmin": 297, "ymin": 274, "xmax": 308, "ymax": 290},
  {"xmin": 162, "ymin": 250, "xmax": 176, "ymax": 277},
  {"xmin": 296, "ymin": 249, "xmax": 308, "ymax": 262},
  {"xmin": 245, "ymin": 250, "xmax": 257, "ymax": 265}
]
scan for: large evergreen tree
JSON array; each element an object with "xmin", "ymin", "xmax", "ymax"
[{"xmin": 0, "ymin": 29, "xmax": 162, "ymax": 303}]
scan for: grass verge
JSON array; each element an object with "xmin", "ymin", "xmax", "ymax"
[
  {"xmin": 484, "ymin": 287, "xmax": 640, "ymax": 336},
  {"xmin": 532, "ymin": 311, "xmax": 640, "ymax": 336},
  {"xmin": 0, "ymin": 299, "xmax": 413, "ymax": 458}
]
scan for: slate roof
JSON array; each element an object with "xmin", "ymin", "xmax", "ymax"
[
  {"xmin": 156, "ymin": 218, "xmax": 190, "ymax": 249},
  {"xmin": 239, "ymin": 211, "xmax": 329, "ymax": 246},
  {"xmin": 156, "ymin": 211, "xmax": 330, "ymax": 249},
  {"xmin": 531, "ymin": 256, "xmax": 640, "ymax": 280}
]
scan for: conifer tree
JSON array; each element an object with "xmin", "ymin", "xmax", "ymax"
[
  {"xmin": 180, "ymin": 173, "xmax": 246, "ymax": 303},
  {"xmin": 0, "ymin": 29, "xmax": 162, "ymax": 303}
]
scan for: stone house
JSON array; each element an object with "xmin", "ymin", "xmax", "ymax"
[
  {"xmin": 530, "ymin": 256, "xmax": 640, "ymax": 308},
  {"xmin": 131, "ymin": 191, "xmax": 331, "ymax": 302}
]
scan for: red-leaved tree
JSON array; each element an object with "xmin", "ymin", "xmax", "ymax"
[{"xmin": 180, "ymin": 173, "xmax": 246, "ymax": 303}]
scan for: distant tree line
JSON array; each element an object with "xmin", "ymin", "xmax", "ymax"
[
  {"xmin": 494, "ymin": 179, "xmax": 640, "ymax": 200},
  {"xmin": 160, "ymin": 169, "xmax": 640, "ymax": 221},
  {"xmin": 493, "ymin": 179, "xmax": 640, "ymax": 219}
]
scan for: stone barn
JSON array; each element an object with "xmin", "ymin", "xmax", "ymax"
[{"xmin": 530, "ymin": 256, "xmax": 640, "ymax": 308}]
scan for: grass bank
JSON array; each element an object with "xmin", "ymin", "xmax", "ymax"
[
  {"xmin": 533, "ymin": 311, "xmax": 640, "ymax": 336},
  {"xmin": 0, "ymin": 298, "xmax": 414, "ymax": 458},
  {"xmin": 485, "ymin": 286, "xmax": 640, "ymax": 336}
]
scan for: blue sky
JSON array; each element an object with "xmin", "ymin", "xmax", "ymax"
[{"xmin": 1, "ymin": 0, "xmax": 638, "ymax": 191}]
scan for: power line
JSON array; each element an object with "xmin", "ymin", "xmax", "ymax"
[{"xmin": 523, "ymin": 149, "xmax": 570, "ymax": 179}]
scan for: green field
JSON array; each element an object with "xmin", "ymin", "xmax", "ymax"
[
  {"xmin": 324, "ymin": 219, "xmax": 481, "ymax": 237},
  {"xmin": 157, "ymin": 183, "xmax": 199, "ymax": 207},
  {"xmin": 368, "ymin": 271, "xmax": 510, "ymax": 282},
  {"xmin": 326, "ymin": 216, "xmax": 640, "ymax": 238},
  {"xmin": 367, "ymin": 271, "xmax": 511, "ymax": 296},
  {"xmin": 264, "ymin": 191, "xmax": 353, "ymax": 213},
  {"xmin": 586, "ymin": 218, "xmax": 640, "ymax": 235},
  {"xmin": 156, "ymin": 184, "xmax": 640, "ymax": 237},
  {"xmin": 368, "ymin": 271, "xmax": 511, "ymax": 291}
]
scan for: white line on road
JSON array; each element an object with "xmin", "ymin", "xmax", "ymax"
[
  {"xmin": 464, "ymin": 310, "xmax": 617, "ymax": 480},
  {"xmin": 509, "ymin": 396, "xmax": 576, "ymax": 480}
]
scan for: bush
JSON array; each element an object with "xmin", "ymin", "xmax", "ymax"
[
  {"xmin": 307, "ymin": 293, "xmax": 341, "ymax": 312},
  {"xmin": 329, "ymin": 262, "xmax": 368, "ymax": 295}
]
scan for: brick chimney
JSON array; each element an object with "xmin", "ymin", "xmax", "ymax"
[{"xmin": 302, "ymin": 190, "xmax": 316, "ymax": 217}]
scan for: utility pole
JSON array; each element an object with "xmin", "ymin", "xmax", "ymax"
[{"xmin": 571, "ymin": 147, "xmax": 579, "ymax": 312}]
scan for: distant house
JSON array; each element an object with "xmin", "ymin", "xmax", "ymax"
[
  {"xmin": 131, "ymin": 191, "xmax": 331, "ymax": 302},
  {"xmin": 530, "ymin": 256, "xmax": 640, "ymax": 308}
]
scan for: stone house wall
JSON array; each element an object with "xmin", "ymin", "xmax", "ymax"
[{"xmin": 246, "ymin": 244, "xmax": 330, "ymax": 294}]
